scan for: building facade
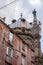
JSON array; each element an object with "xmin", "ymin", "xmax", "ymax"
[
  {"xmin": 0, "ymin": 10, "xmax": 41, "ymax": 65},
  {"xmin": 0, "ymin": 18, "xmax": 17, "ymax": 65}
]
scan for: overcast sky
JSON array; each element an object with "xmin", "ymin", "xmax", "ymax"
[{"xmin": 0, "ymin": 0, "xmax": 43, "ymax": 52}]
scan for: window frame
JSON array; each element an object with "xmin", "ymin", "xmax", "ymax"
[
  {"xmin": 22, "ymin": 43, "xmax": 25, "ymax": 51},
  {"xmin": 5, "ymin": 61, "xmax": 12, "ymax": 65},
  {"xmin": 6, "ymin": 46, "xmax": 13, "ymax": 57}
]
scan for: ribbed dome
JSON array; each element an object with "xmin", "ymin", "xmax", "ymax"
[{"xmin": 9, "ymin": 17, "xmax": 30, "ymax": 29}]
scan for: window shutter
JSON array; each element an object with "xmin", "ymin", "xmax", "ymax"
[
  {"xmin": 9, "ymin": 32, "xmax": 13, "ymax": 41},
  {"xmin": 6, "ymin": 47, "xmax": 9, "ymax": 55},
  {"xmin": 11, "ymin": 50, "xmax": 13, "ymax": 57},
  {"xmin": 22, "ymin": 44, "xmax": 25, "ymax": 51},
  {"xmin": 22, "ymin": 56, "xmax": 25, "ymax": 65},
  {"xmin": 32, "ymin": 52, "xmax": 34, "ymax": 57}
]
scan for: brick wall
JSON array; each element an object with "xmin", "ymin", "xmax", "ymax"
[{"xmin": 0, "ymin": 22, "xmax": 17, "ymax": 65}]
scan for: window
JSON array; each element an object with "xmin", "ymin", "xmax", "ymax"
[
  {"xmin": 22, "ymin": 43, "xmax": 25, "ymax": 51},
  {"xmin": 9, "ymin": 32, "xmax": 13, "ymax": 41},
  {"xmin": 22, "ymin": 28, "xmax": 25, "ymax": 33},
  {"xmin": 32, "ymin": 63, "xmax": 34, "ymax": 65},
  {"xmin": 6, "ymin": 46, "xmax": 13, "ymax": 57},
  {"xmin": 5, "ymin": 62, "xmax": 12, "ymax": 65},
  {"xmin": 21, "ymin": 55, "xmax": 25, "ymax": 65},
  {"xmin": 32, "ymin": 52, "xmax": 34, "ymax": 57},
  {"xmin": 27, "ymin": 36, "xmax": 32, "ymax": 40}
]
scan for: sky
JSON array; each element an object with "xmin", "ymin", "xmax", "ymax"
[{"xmin": 0, "ymin": 0, "xmax": 43, "ymax": 52}]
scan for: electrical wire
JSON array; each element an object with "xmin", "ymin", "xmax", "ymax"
[{"xmin": 0, "ymin": 0, "xmax": 17, "ymax": 9}]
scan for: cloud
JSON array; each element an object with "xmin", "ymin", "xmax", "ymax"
[
  {"xmin": 29, "ymin": 0, "xmax": 42, "ymax": 8},
  {"xmin": 0, "ymin": 0, "xmax": 34, "ymax": 23},
  {"xmin": 0, "ymin": 0, "xmax": 42, "ymax": 23}
]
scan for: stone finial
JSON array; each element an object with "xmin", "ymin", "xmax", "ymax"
[
  {"xmin": 20, "ymin": 13, "xmax": 23, "ymax": 18},
  {"xmin": 32, "ymin": 9, "xmax": 36, "ymax": 16},
  {"xmin": 32, "ymin": 9, "xmax": 37, "ymax": 23}
]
